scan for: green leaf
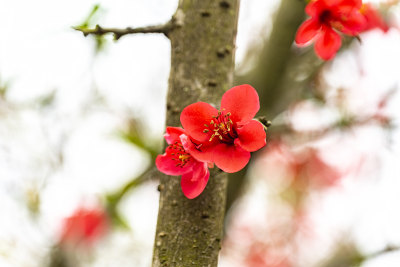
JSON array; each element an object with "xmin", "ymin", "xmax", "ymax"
[{"xmin": 77, "ymin": 4, "xmax": 102, "ymax": 29}]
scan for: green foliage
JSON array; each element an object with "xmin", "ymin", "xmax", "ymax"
[
  {"xmin": 37, "ymin": 90, "xmax": 57, "ymax": 108},
  {"xmin": 0, "ymin": 76, "xmax": 10, "ymax": 99},
  {"xmin": 105, "ymin": 166, "xmax": 154, "ymax": 231},
  {"xmin": 104, "ymin": 118, "xmax": 160, "ymax": 230},
  {"xmin": 75, "ymin": 4, "xmax": 107, "ymax": 53},
  {"xmin": 318, "ymin": 242, "xmax": 364, "ymax": 267},
  {"xmin": 117, "ymin": 118, "xmax": 160, "ymax": 161},
  {"xmin": 78, "ymin": 4, "xmax": 101, "ymax": 29},
  {"xmin": 106, "ymin": 200, "xmax": 131, "ymax": 230}
]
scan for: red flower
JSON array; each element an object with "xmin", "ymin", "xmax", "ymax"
[
  {"xmin": 156, "ymin": 127, "xmax": 210, "ymax": 199},
  {"xmin": 60, "ymin": 207, "xmax": 109, "ymax": 247},
  {"xmin": 180, "ymin": 84, "xmax": 266, "ymax": 173},
  {"xmin": 360, "ymin": 3, "xmax": 389, "ymax": 32},
  {"xmin": 295, "ymin": 0, "xmax": 366, "ymax": 60}
]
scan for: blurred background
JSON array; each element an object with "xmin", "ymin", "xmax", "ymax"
[{"xmin": 0, "ymin": 0, "xmax": 400, "ymax": 266}]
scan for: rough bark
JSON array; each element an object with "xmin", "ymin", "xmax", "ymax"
[{"xmin": 152, "ymin": 1, "xmax": 240, "ymax": 267}]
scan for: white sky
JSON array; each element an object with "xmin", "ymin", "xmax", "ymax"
[{"xmin": 0, "ymin": 0, "xmax": 400, "ymax": 266}]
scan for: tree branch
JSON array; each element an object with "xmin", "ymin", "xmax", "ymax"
[
  {"xmin": 364, "ymin": 245, "xmax": 400, "ymax": 261},
  {"xmin": 106, "ymin": 165, "xmax": 156, "ymax": 208},
  {"xmin": 74, "ymin": 21, "xmax": 175, "ymax": 40},
  {"xmin": 105, "ymin": 166, "xmax": 157, "ymax": 229},
  {"xmin": 269, "ymin": 112, "xmax": 392, "ymax": 145},
  {"xmin": 151, "ymin": 0, "xmax": 240, "ymax": 265}
]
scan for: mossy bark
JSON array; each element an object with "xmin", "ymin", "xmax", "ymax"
[{"xmin": 152, "ymin": 1, "xmax": 240, "ymax": 267}]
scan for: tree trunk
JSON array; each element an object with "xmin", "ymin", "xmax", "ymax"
[{"xmin": 152, "ymin": 1, "xmax": 240, "ymax": 267}]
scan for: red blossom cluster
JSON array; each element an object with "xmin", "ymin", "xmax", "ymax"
[
  {"xmin": 295, "ymin": 0, "xmax": 389, "ymax": 60},
  {"xmin": 156, "ymin": 84, "xmax": 267, "ymax": 199},
  {"xmin": 59, "ymin": 206, "xmax": 109, "ymax": 248},
  {"xmin": 156, "ymin": 127, "xmax": 210, "ymax": 199}
]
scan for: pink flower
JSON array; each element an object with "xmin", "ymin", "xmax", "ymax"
[
  {"xmin": 244, "ymin": 242, "xmax": 292, "ymax": 267},
  {"xmin": 295, "ymin": 0, "xmax": 367, "ymax": 60},
  {"xmin": 298, "ymin": 148, "xmax": 344, "ymax": 188},
  {"xmin": 60, "ymin": 207, "xmax": 109, "ymax": 247},
  {"xmin": 156, "ymin": 127, "xmax": 210, "ymax": 199},
  {"xmin": 180, "ymin": 84, "xmax": 266, "ymax": 173},
  {"xmin": 259, "ymin": 141, "xmax": 345, "ymax": 189}
]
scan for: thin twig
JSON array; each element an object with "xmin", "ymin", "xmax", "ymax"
[
  {"xmin": 269, "ymin": 113, "xmax": 392, "ymax": 144},
  {"xmin": 364, "ymin": 245, "xmax": 400, "ymax": 261},
  {"xmin": 74, "ymin": 21, "xmax": 174, "ymax": 40}
]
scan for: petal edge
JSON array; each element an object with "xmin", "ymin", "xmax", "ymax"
[
  {"xmin": 212, "ymin": 143, "xmax": 251, "ymax": 173},
  {"xmin": 235, "ymin": 120, "xmax": 266, "ymax": 152},
  {"xmin": 295, "ymin": 19, "xmax": 321, "ymax": 45},
  {"xmin": 181, "ymin": 162, "xmax": 210, "ymax": 199},
  {"xmin": 220, "ymin": 84, "xmax": 260, "ymax": 125},
  {"xmin": 180, "ymin": 102, "xmax": 218, "ymax": 143},
  {"xmin": 314, "ymin": 27, "xmax": 342, "ymax": 60}
]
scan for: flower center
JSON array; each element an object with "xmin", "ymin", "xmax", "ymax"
[
  {"xmin": 168, "ymin": 142, "xmax": 192, "ymax": 167},
  {"xmin": 203, "ymin": 110, "xmax": 237, "ymax": 144},
  {"xmin": 320, "ymin": 10, "xmax": 345, "ymax": 31},
  {"xmin": 178, "ymin": 154, "xmax": 190, "ymax": 161},
  {"xmin": 319, "ymin": 10, "xmax": 332, "ymax": 24}
]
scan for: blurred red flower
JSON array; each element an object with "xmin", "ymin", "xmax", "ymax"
[
  {"xmin": 261, "ymin": 141, "xmax": 345, "ymax": 189},
  {"xmin": 156, "ymin": 127, "xmax": 210, "ymax": 199},
  {"xmin": 296, "ymin": 147, "xmax": 344, "ymax": 188},
  {"xmin": 295, "ymin": 0, "xmax": 366, "ymax": 60},
  {"xmin": 360, "ymin": 3, "xmax": 389, "ymax": 32},
  {"xmin": 180, "ymin": 84, "xmax": 266, "ymax": 173},
  {"xmin": 60, "ymin": 207, "xmax": 109, "ymax": 247},
  {"xmin": 244, "ymin": 242, "xmax": 291, "ymax": 267}
]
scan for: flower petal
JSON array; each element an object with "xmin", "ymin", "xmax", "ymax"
[
  {"xmin": 361, "ymin": 4, "xmax": 389, "ymax": 32},
  {"xmin": 180, "ymin": 134, "xmax": 213, "ymax": 163},
  {"xmin": 220, "ymin": 84, "xmax": 260, "ymax": 125},
  {"xmin": 156, "ymin": 153, "xmax": 191, "ymax": 176},
  {"xmin": 295, "ymin": 18, "xmax": 321, "ymax": 45},
  {"xmin": 314, "ymin": 26, "xmax": 342, "ymax": 60},
  {"xmin": 339, "ymin": 10, "xmax": 366, "ymax": 35},
  {"xmin": 181, "ymin": 162, "xmax": 210, "ymax": 199},
  {"xmin": 164, "ymin": 127, "xmax": 186, "ymax": 144},
  {"xmin": 235, "ymin": 120, "xmax": 266, "ymax": 152},
  {"xmin": 212, "ymin": 143, "xmax": 250, "ymax": 173},
  {"xmin": 307, "ymin": 0, "xmax": 343, "ymax": 16},
  {"xmin": 306, "ymin": 0, "xmax": 326, "ymax": 17},
  {"xmin": 180, "ymin": 102, "xmax": 218, "ymax": 142},
  {"xmin": 338, "ymin": 0, "xmax": 362, "ymax": 9}
]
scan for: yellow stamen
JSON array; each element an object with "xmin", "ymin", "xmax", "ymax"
[{"xmin": 178, "ymin": 154, "xmax": 190, "ymax": 162}]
